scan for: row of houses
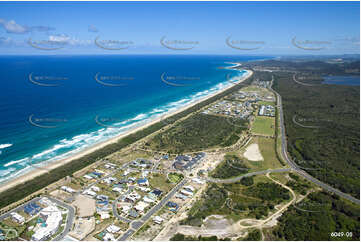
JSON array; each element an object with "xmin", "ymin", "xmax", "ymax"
[
  {"xmin": 130, "ymin": 158, "xmax": 153, "ymax": 169},
  {"xmin": 173, "ymin": 153, "xmax": 205, "ymax": 171},
  {"xmin": 121, "ymin": 188, "xmax": 163, "ymax": 218},
  {"xmin": 176, "ymin": 186, "xmax": 195, "ymax": 200}
]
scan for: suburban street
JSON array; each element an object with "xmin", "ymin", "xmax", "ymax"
[
  {"xmin": 47, "ymin": 197, "xmax": 75, "ymax": 241},
  {"xmin": 0, "ymin": 197, "xmax": 42, "ymax": 221},
  {"xmin": 117, "ymin": 178, "xmax": 188, "ymax": 241},
  {"xmin": 0, "ymin": 196, "xmax": 75, "ymax": 241},
  {"xmin": 112, "ymin": 186, "xmax": 134, "ymax": 223}
]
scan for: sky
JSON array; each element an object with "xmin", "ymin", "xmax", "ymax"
[{"xmin": 0, "ymin": 1, "xmax": 359, "ymax": 55}]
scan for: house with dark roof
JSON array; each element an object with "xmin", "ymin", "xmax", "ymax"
[
  {"xmin": 166, "ymin": 201, "xmax": 179, "ymax": 212},
  {"xmin": 151, "ymin": 189, "xmax": 163, "ymax": 197},
  {"xmin": 24, "ymin": 203, "xmax": 41, "ymax": 216},
  {"xmin": 173, "ymin": 153, "xmax": 205, "ymax": 170}
]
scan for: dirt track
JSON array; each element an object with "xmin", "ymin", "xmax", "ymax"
[{"xmin": 154, "ymin": 172, "xmax": 296, "ymax": 240}]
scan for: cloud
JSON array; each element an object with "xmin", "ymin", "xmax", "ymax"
[
  {"xmin": 30, "ymin": 26, "xmax": 56, "ymax": 32},
  {"xmin": 88, "ymin": 25, "xmax": 99, "ymax": 33},
  {"xmin": 0, "ymin": 18, "xmax": 55, "ymax": 34},
  {"xmin": 48, "ymin": 34, "xmax": 92, "ymax": 46},
  {"xmin": 0, "ymin": 36, "xmax": 12, "ymax": 45},
  {"xmin": 49, "ymin": 34, "xmax": 71, "ymax": 43},
  {"xmin": 0, "ymin": 19, "xmax": 28, "ymax": 34}
]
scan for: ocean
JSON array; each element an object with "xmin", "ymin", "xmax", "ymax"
[{"xmin": 0, "ymin": 55, "xmax": 266, "ymax": 184}]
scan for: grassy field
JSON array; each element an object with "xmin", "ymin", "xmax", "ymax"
[
  {"xmin": 258, "ymin": 100, "xmax": 275, "ymax": 106},
  {"xmin": 149, "ymin": 173, "xmax": 174, "ymax": 193},
  {"xmin": 251, "ymin": 116, "xmax": 275, "ymax": 136},
  {"xmin": 269, "ymin": 172, "xmax": 289, "ymax": 184},
  {"xmin": 240, "ymin": 86, "xmax": 268, "ymax": 94},
  {"xmin": 243, "ymin": 137, "xmax": 283, "ymax": 171}
]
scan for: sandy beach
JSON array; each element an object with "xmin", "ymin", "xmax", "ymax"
[{"xmin": 0, "ymin": 68, "xmax": 253, "ymax": 193}]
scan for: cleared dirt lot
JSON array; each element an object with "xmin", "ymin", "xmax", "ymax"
[
  {"xmin": 49, "ymin": 189, "xmax": 73, "ymax": 201},
  {"xmin": 72, "ymin": 194, "xmax": 96, "ymax": 217},
  {"xmin": 69, "ymin": 217, "xmax": 95, "ymax": 240},
  {"xmin": 243, "ymin": 143, "xmax": 263, "ymax": 161}
]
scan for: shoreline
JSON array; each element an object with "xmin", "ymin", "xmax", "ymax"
[{"xmin": 0, "ymin": 68, "xmax": 253, "ymax": 193}]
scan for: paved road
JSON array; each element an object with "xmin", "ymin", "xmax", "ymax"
[
  {"xmin": 112, "ymin": 186, "xmax": 133, "ymax": 223},
  {"xmin": 117, "ymin": 179, "xmax": 187, "ymax": 241},
  {"xmin": 206, "ymin": 168, "xmax": 292, "ymax": 184},
  {"xmin": 270, "ymin": 75, "xmax": 360, "ymax": 205},
  {"xmin": 0, "ymin": 197, "xmax": 42, "ymax": 221},
  {"xmin": 47, "ymin": 197, "xmax": 75, "ymax": 241}
]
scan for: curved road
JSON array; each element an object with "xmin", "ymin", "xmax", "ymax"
[
  {"xmin": 270, "ymin": 75, "xmax": 360, "ymax": 205},
  {"xmin": 206, "ymin": 168, "xmax": 292, "ymax": 184},
  {"xmin": 112, "ymin": 186, "xmax": 134, "ymax": 223},
  {"xmin": 0, "ymin": 196, "xmax": 75, "ymax": 241}
]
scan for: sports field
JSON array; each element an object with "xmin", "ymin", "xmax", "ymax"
[{"xmin": 251, "ymin": 116, "xmax": 275, "ymax": 136}]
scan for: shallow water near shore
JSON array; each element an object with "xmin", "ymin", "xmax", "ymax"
[{"xmin": 0, "ymin": 55, "xmax": 266, "ymax": 184}]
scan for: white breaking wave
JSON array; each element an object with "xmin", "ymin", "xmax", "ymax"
[
  {"xmin": 0, "ymin": 69, "xmax": 249, "ymax": 184},
  {"xmin": 0, "ymin": 144, "xmax": 12, "ymax": 149},
  {"xmin": 4, "ymin": 158, "xmax": 29, "ymax": 167},
  {"xmin": 131, "ymin": 113, "xmax": 147, "ymax": 121}
]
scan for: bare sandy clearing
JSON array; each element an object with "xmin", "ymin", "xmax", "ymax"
[
  {"xmin": 72, "ymin": 194, "xmax": 96, "ymax": 217},
  {"xmin": 243, "ymin": 143, "xmax": 264, "ymax": 161},
  {"xmin": 69, "ymin": 217, "xmax": 95, "ymax": 240}
]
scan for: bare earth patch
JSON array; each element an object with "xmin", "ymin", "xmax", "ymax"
[
  {"xmin": 69, "ymin": 217, "xmax": 95, "ymax": 240},
  {"xmin": 72, "ymin": 194, "xmax": 96, "ymax": 217},
  {"xmin": 243, "ymin": 143, "xmax": 264, "ymax": 161}
]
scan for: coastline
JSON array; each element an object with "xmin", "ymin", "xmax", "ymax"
[{"xmin": 0, "ymin": 68, "xmax": 253, "ymax": 194}]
